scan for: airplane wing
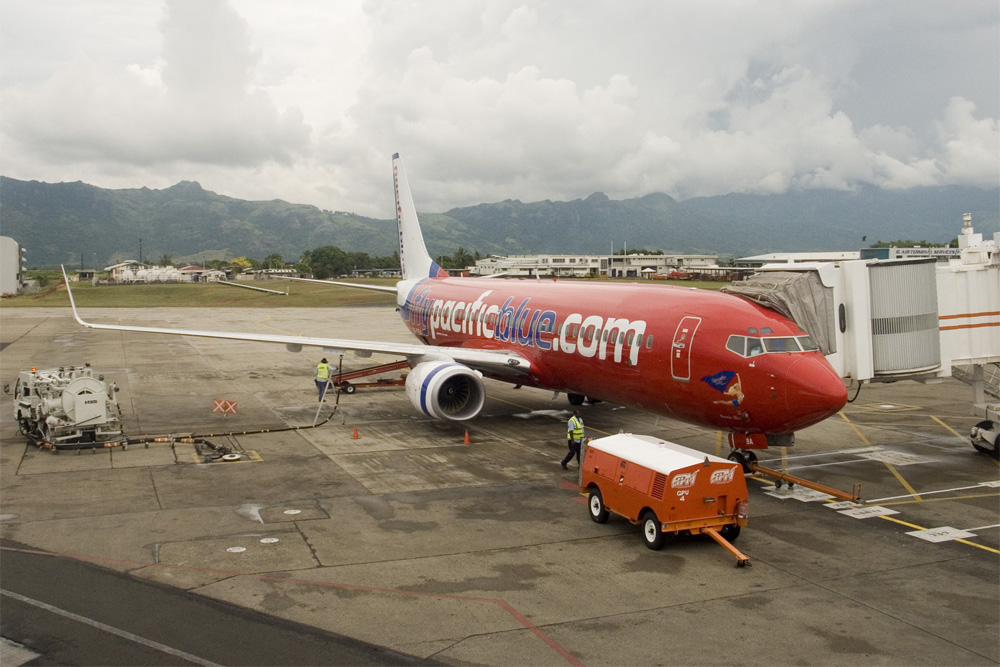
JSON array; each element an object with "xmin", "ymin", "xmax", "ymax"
[
  {"xmin": 276, "ymin": 275, "xmax": 398, "ymax": 294},
  {"xmin": 61, "ymin": 267, "xmax": 531, "ymax": 377}
]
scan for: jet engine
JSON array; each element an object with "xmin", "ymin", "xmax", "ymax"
[{"xmin": 405, "ymin": 361, "xmax": 486, "ymax": 421}]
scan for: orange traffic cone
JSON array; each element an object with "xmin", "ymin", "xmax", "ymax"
[
  {"xmin": 463, "ymin": 430, "xmax": 470, "ymax": 444},
  {"xmin": 351, "ymin": 425, "xmax": 359, "ymax": 439}
]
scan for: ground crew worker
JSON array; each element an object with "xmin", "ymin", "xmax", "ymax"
[
  {"xmin": 315, "ymin": 358, "xmax": 331, "ymax": 400},
  {"xmin": 562, "ymin": 410, "xmax": 585, "ymax": 469}
]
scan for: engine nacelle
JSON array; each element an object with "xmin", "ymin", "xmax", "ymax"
[{"xmin": 405, "ymin": 361, "xmax": 486, "ymax": 421}]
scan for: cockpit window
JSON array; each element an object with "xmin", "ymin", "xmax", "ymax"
[
  {"xmin": 763, "ymin": 337, "xmax": 800, "ymax": 352},
  {"xmin": 726, "ymin": 334, "xmax": 817, "ymax": 357},
  {"xmin": 798, "ymin": 335, "xmax": 818, "ymax": 351},
  {"xmin": 726, "ymin": 335, "xmax": 745, "ymax": 356}
]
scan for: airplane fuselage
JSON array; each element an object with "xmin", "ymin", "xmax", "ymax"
[{"xmin": 396, "ymin": 276, "xmax": 847, "ymax": 435}]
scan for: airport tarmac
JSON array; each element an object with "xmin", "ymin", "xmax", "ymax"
[{"xmin": 1, "ymin": 306, "xmax": 998, "ymax": 666}]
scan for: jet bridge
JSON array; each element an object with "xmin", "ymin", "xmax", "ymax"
[{"xmin": 724, "ymin": 214, "xmax": 1000, "ymax": 456}]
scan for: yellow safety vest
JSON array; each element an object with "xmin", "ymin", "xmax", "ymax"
[
  {"xmin": 316, "ymin": 362, "xmax": 330, "ymax": 380},
  {"xmin": 567, "ymin": 416, "xmax": 584, "ymax": 440}
]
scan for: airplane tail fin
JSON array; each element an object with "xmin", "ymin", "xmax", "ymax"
[{"xmin": 393, "ymin": 153, "xmax": 448, "ymax": 280}]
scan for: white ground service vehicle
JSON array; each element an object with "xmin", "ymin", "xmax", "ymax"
[{"xmin": 9, "ymin": 365, "xmax": 123, "ymax": 450}]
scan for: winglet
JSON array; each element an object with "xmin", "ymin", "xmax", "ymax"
[
  {"xmin": 61, "ymin": 265, "xmax": 91, "ymax": 327},
  {"xmin": 392, "ymin": 153, "xmax": 449, "ymax": 280}
]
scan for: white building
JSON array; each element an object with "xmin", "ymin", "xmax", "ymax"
[
  {"xmin": 473, "ymin": 252, "xmax": 719, "ymax": 278},
  {"xmin": 0, "ymin": 236, "xmax": 25, "ymax": 296},
  {"xmin": 734, "ymin": 251, "xmax": 861, "ymax": 269}
]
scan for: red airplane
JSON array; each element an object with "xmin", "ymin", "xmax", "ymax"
[{"xmin": 64, "ymin": 153, "xmax": 847, "ymax": 461}]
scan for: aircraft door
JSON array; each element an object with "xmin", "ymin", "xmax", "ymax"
[{"xmin": 671, "ymin": 316, "xmax": 701, "ymax": 381}]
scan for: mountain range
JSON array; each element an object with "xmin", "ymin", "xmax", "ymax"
[{"xmin": 1, "ymin": 175, "xmax": 996, "ymax": 267}]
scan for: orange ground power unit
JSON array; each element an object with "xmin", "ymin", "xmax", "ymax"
[{"xmin": 580, "ymin": 433, "xmax": 751, "ymax": 565}]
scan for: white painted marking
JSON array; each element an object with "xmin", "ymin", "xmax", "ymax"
[
  {"xmin": 513, "ymin": 409, "xmax": 571, "ymax": 419},
  {"xmin": 283, "ymin": 509, "xmax": 302, "ymax": 515},
  {"xmin": 979, "ymin": 480, "xmax": 1000, "ymax": 488},
  {"xmin": 966, "ymin": 524, "xmax": 1000, "ymax": 531},
  {"xmin": 858, "ymin": 451, "xmax": 933, "ymax": 466},
  {"xmin": 259, "ymin": 537, "xmax": 279, "ymax": 544},
  {"xmin": 906, "ymin": 526, "xmax": 977, "ymax": 543},
  {"xmin": 226, "ymin": 546, "xmax": 246, "ymax": 553},
  {"xmin": 234, "ymin": 503, "xmax": 265, "ymax": 524},
  {"xmin": 764, "ymin": 487, "xmax": 835, "ymax": 502},
  {"xmin": 1, "ymin": 637, "xmax": 40, "ymax": 666},
  {"xmin": 0, "ymin": 589, "xmax": 221, "ymax": 667},
  {"xmin": 759, "ymin": 447, "xmax": 881, "ymax": 463},
  {"xmin": 868, "ymin": 483, "xmax": 998, "ymax": 503},
  {"xmin": 825, "ymin": 501, "xmax": 864, "ymax": 510},
  {"xmin": 838, "ymin": 506, "xmax": 899, "ymax": 519}
]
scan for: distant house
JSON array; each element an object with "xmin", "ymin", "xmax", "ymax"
[
  {"xmin": 241, "ymin": 268, "xmax": 297, "ymax": 280},
  {"xmin": 178, "ymin": 266, "xmax": 225, "ymax": 282},
  {"xmin": 105, "ymin": 261, "xmax": 149, "ymax": 282}
]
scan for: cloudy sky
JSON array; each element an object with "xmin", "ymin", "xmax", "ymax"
[{"xmin": 1, "ymin": 0, "xmax": 997, "ymax": 217}]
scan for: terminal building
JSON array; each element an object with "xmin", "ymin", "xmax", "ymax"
[{"xmin": 472, "ymin": 252, "xmax": 719, "ymax": 279}]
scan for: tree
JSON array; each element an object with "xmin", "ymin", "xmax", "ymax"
[
  {"xmin": 230, "ymin": 256, "xmax": 253, "ymax": 270},
  {"xmin": 157, "ymin": 254, "xmax": 174, "ymax": 267},
  {"xmin": 309, "ymin": 245, "xmax": 353, "ymax": 279},
  {"xmin": 262, "ymin": 253, "xmax": 284, "ymax": 269},
  {"xmin": 436, "ymin": 247, "xmax": 479, "ymax": 270}
]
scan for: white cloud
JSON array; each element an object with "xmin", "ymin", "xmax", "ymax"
[
  {"xmin": 0, "ymin": 0, "xmax": 996, "ymax": 218},
  {"xmin": 3, "ymin": 0, "xmax": 310, "ymax": 168}
]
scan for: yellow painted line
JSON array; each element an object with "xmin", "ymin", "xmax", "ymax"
[
  {"xmin": 884, "ymin": 462, "xmax": 922, "ymax": 501},
  {"xmin": 253, "ymin": 314, "xmax": 303, "ymax": 337},
  {"xmin": 879, "ymin": 515, "xmax": 1000, "ymax": 555},
  {"xmin": 955, "ymin": 539, "xmax": 1000, "ymax": 554},
  {"xmin": 878, "ymin": 515, "xmax": 926, "ymax": 530},
  {"xmin": 929, "ymin": 415, "xmax": 966, "ymax": 441},
  {"xmin": 715, "ymin": 431, "xmax": 722, "ymax": 458},
  {"xmin": 929, "ymin": 415, "xmax": 1000, "ymax": 468},
  {"xmin": 840, "ymin": 412, "xmax": 921, "ymax": 501},
  {"xmin": 839, "ymin": 411, "xmax": 872, "ymax": 445}
]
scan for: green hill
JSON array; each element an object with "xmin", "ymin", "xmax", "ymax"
[{"xmin": 1, "ymin": 175, "xmax": 996, "ymax": 267}]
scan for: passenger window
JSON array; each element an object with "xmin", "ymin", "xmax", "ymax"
[
  {"xmin": 626, "ymin": 331, "xmax": 634, "ymax": 345},
  {"xmin": 572, "ymin": 325, "xmax": 579, "ymax": 337},
  {"xmin": 726, "ymin": 335, "xmax": 746, "ymax": 356},
  {"xmin": 645, "ymin": 334, "xmax": 654, "ymax": 349}
]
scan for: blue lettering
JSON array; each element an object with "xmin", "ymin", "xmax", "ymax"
[
  {"xmin": 534, "ymin": 310, "xmax": 557, "ymax": 350},
  {"xmin": 514, "ymin": 300, "xmax": 535, "ymax": 345}
]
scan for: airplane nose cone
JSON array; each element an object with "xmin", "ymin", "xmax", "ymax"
[{"xmin": 783, "ymin": 355, "xmax": 848, "ymax": 430}]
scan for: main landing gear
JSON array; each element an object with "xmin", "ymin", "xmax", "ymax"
[{"xmin": 727, "ymin": 449, "xmax": 757, "ymax": 474}]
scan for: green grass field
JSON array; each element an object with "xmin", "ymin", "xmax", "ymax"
[
  {"xmin": 2, "ymin": 276, "xmax": 726, "ymax": 309},
  {"xmin": 2, "ymin": 279, "xmax": 399, "ymax": 308}
]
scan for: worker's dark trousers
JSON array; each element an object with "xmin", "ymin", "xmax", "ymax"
[{"xmin": 561, "ymin": 440, "xmax": 582, "ymax": 467}]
